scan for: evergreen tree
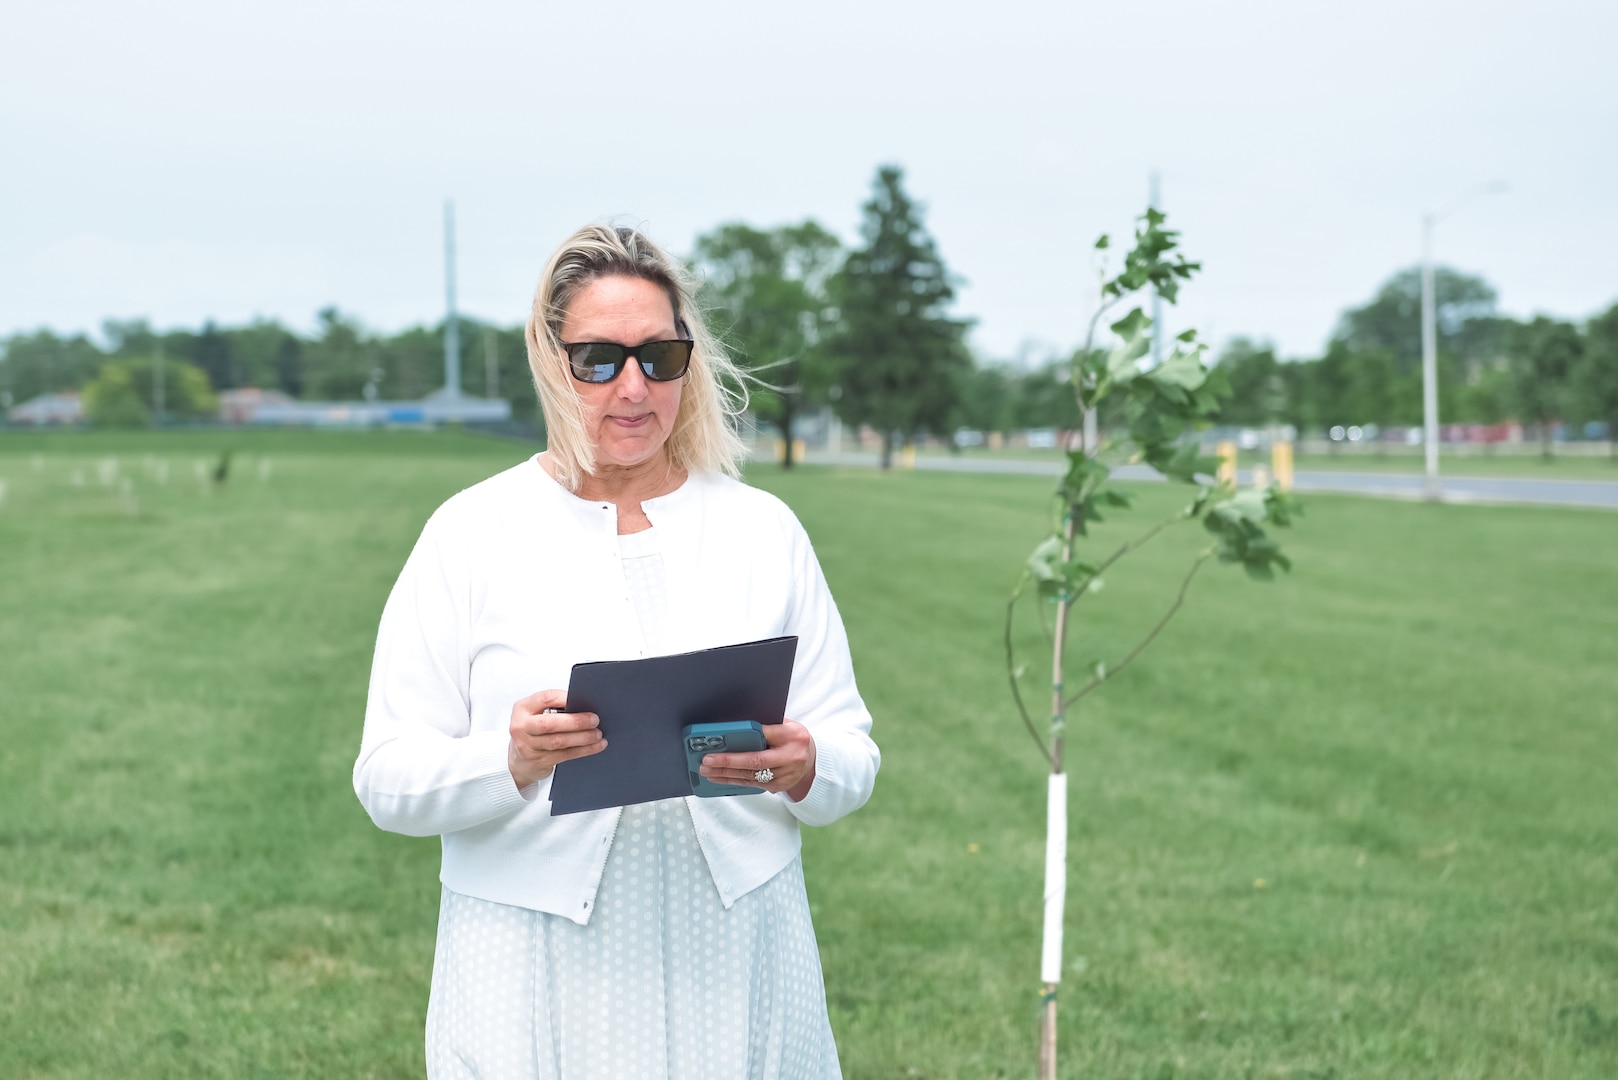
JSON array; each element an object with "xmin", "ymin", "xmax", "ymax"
[
  {"xmin": 193, "ymin": 319, "xmax": 236, "ymax": 390},
  {"xmin": 302, "ymin": 307, "xmax": 372, "ymax": 400},
  {"xmin": 824, "ymin": 166, "xmax": 973, "ymax": 467}
]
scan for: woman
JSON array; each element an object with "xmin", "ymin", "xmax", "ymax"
[{"xmin": 353, "ymin": 224, "xmax": 880, "ymax": 1079}]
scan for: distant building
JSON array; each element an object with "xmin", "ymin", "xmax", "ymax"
[
  {"xmin": 237, "ymin": 387, "xmax": 512, "ymax": 427},
  {"xmin": 9, "ymin": 392, "xmax": 83, "ymax": 425},
  {"xmin": 218, "ymin": 387, "xmax": 296, "ymax": 423}
]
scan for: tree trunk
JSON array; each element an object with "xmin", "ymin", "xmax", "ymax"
[
  {"xmin": 879, "ymin": 430, "xmax": 894, "ymax": 469},
  {"xmin": 1038, "ymin": 506, "xmax": 1079, "ymax": 1080},
  {"xmin": 1540, "ymin": 423, "xmax": 1554, "ymax": 461},
  {"xmin": 779, "ymin": 397, "xmax": 797, "ymax": 470}
]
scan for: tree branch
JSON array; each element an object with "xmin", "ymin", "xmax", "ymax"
[
  {"xmin": 1065, "ymin": 297, "xmax": 1122, "ymax": 450},
  {"xmin": 1006, "ymin": 591, "xmax": 1056, "ymax": 769},
  {"xmin": 1062, "ymin": 548, "xmax": 1213, "ymax": 709},
  {"xmin": 1064, "ymin": 510, "xmax": 1191, "ymax": 613},
  {"xmin": 1048, "ymin": 512, "xmax": 1079, "ymax": 774},
  {"xmin": 1083, "ymin": 296, "xmax": 1120, "ymax": 358},
  {"xmin": 1095, "ymin": 510, "xmax": 1188, "ymax": 577}
]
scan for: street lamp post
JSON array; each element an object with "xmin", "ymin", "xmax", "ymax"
[
  {"xmin": 1420, "ymin": 182, "xmax": 1505, "ymax": 501},
  {"xmin": 1420, "ymin": 215, "xmax": 1440, "ymax": 500}
]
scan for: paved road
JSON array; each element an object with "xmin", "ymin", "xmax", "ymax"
[{"xmin": 785, "ymin": 452, "xmax": 1618, "ymax": 511}]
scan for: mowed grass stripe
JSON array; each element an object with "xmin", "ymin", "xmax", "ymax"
[{"xmin": 0, "ymin": 431, "xmax": 1613, "ymax": 1079}]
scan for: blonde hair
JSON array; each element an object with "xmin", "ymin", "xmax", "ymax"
[{"xmin": 525, "ymin": 224, "xmax": 750, "ymax": 492}]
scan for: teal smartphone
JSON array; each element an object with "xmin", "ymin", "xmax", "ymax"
[{"xmin": 682, "ymin": 721, "xmax": 767, "ymax": 798}]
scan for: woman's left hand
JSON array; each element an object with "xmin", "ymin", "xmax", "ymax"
[{"xmin": 699, "ymin": 719, "xmax": 817, "ymax": 802}]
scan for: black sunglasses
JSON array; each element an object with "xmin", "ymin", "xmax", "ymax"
[{"xmin": 563, "ymin": 338, "xmax": 694, "ymax": 384}]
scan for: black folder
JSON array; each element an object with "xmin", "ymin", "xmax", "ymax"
[{"xmin": 548, "ymin": 635, "xmax": 798, "ymax": 815}]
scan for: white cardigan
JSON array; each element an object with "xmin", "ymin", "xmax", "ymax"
[{"xmin": 353, "ymin": 458, "xmax": 880, "ymax": 925}]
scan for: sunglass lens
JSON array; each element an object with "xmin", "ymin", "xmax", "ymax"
[
  {"xmin": 569, "ymin": 343, "xmax": 627, "ymax": 383},
  {"xmin": 640, "ymin": 340, "xmax": 692, "ymax": 381}
]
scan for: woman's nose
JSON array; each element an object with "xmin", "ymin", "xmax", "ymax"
[{"xmin": 614, "ymin": 358, "xmax": 650, "ymax": 400}]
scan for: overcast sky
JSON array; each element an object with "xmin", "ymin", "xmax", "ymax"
[{"xmin": 3, "ymin": 0, "xmax": 1614, "ymax": 364}]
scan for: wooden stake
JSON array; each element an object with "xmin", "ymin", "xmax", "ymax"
[{"xmin": 1039, "ymin": 988, "xmax": 1058, "ymax": 1080}]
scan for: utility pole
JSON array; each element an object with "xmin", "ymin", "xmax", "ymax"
[
  {"xmin": 1420, "ymin": 181, "xmax": 1505, "ymax": 501},
  {"xmin": 1420, "ymin": 216, "xmax": 1439, "ymax": 500},
  {"xmin": 444, "ymin": 200, "xmax": 461, "ymax": 398}
]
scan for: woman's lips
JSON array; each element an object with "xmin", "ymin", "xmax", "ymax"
[{"xmin": 610, "ymin": 413, "xmax": 651, "ymax": 427}]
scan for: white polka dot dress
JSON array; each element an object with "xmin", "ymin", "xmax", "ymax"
[{"xmin": 424, "ymin": 527, "xmax": 841, "ymax": 1079}]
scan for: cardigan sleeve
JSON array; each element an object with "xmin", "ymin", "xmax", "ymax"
[
  {"xmin": 352, "ymin": 512, "xmax": 530, "ymax": 837},
  {"xmin": 777, "ymin": 511, "xmax": 880, "ymax": 827}
]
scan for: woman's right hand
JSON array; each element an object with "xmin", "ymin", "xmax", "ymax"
[{"xmin": 508, "ymin": 689, "xmax": 606, "ymax": 790}]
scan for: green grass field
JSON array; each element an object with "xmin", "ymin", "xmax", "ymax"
[{"xmin": 1, "ymin": 430, "xmax": 1614, "ymax": 1079}]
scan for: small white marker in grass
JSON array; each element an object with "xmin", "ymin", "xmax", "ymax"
[
  {"xmin": 98, "ymin": 458, "xmax": 119, "ymax": 486},
  {"xmin": 0, "ymin": 477, "xmax": 8, "ymax": 510},
  {"xmin": 258, "ymin": 457, "xmax": 272, "ymax": 481},
  {"xmin": 31, "ymin": 454, "xmax": 44, "ymax": 475}
]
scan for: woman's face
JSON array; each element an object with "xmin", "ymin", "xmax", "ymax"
[{"xmin": 559, "ymin": 275, "xmax": 685, "ymax": 475}]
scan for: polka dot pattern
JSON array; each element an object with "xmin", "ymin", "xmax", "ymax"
[
  {"xmin": 425, "ymin": 526, "xmax": 837, "ymax": 1077},
  {"xmin": 425, "ymin": 800, "xmax": 840, "ymax": 1078}
]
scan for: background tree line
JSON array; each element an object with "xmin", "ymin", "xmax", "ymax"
[
  {"xmin": 0, "ymin": 310, "xmax": 538, "ymax": 425},
  {"xmin": 1200, "ymin": 270, "xmax": 1618, "ymax": 454},
  {"xmin": 3, "ymin": 164, "xmax": 1616, "ymax": 458}
]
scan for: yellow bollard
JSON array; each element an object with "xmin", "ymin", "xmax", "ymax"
[
  {"xmin": 1271, "ymin": 441, "xmax": 1294, "ymax": 492},
  {"xmin": 900, "ymin": 444, "xmax": 918, "ymax": 469},
  {"xmin": 792, "ymin": 439, "xmax": 806, "ymax": 463},
  {"xmin": 1216, "ymin": 440, "xmax": 1237, "ymax": 486}
]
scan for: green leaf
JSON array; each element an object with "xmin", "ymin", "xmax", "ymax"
[
  {"xmin": 1024, "ymin": 533, "xmax": 1103, "ymax": 599},
  {"xmin": 1263, "ymin": 486, "xmax": 1301, "ymax": 527},
  {"xmin": 1146, "ymin": 349, "xmax": 1207, "ymax": 391},
  {"xmin": 1025, "ymin": 535, "xmax": 1065, "ymax": 583},
  {"xmin": 1222, "ymin": 488, "xmax": 1270, "ymax": 523},
  {"xmin": 1058, "ymin": 451, "xmax": 1112, "ymax": 507},
  {"xmin": 1095, "ymin": 234, "xmax": 1110, "ymax": 250},
  {"xmin": 1109, "ymin": 307, "xmax": 1151, "ymax": 341}
]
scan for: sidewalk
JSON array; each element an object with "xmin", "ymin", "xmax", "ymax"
[{"xmin": 768, "ymin": 450, "xmax": 1618, "ymax": 511}]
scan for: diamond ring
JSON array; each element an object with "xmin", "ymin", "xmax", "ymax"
[{"xmin": 754, "ymin": 768, "xmax": 775, "ymax": 783}]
